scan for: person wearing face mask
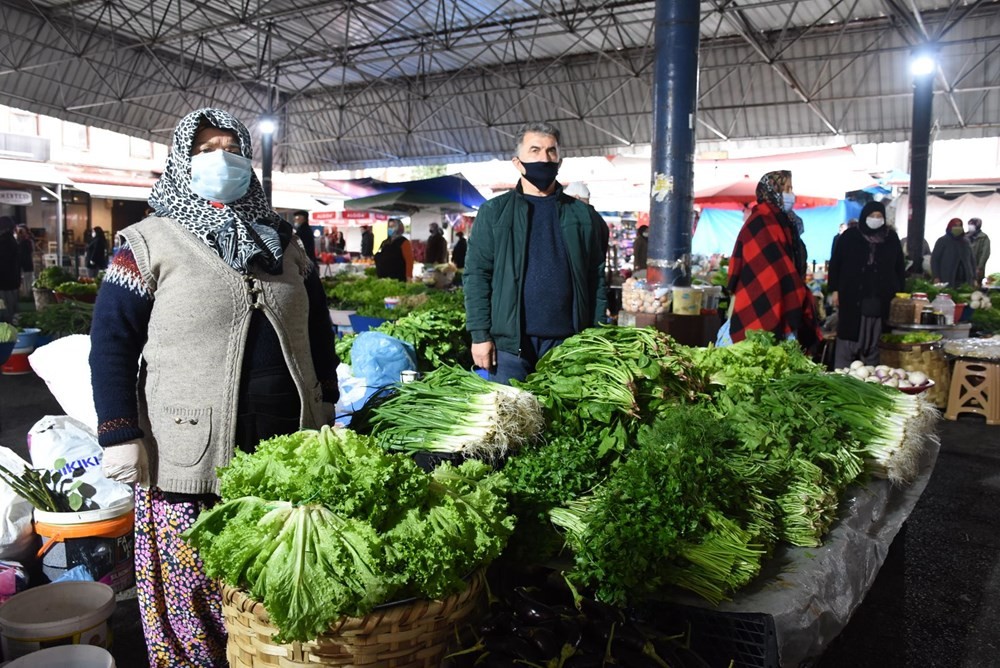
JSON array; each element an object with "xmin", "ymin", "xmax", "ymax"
[
  {"xmin": 827, "ymin": 201, "xmax": 905, "ymax": 368},
  {"xmin": 374, "ymin": 218, "xmax": 413, "ymax": 281},
  {"xmin": 966, "ymin": 217, "xmax": 990, "ymax": 286},
  {"xmin": 464, "ymin": 121, "xmax": 609, "ymax": 384},
  {"xmin": 88, "ymin": 108, "xmax": 339, "ymax": 668},
  {"xmin": 723, "ymin": 170, "xmax": 821, "ymax": 348},
  {"xmin": 931, "ymin": 217, "xmax": 976, "ymax": 288}
]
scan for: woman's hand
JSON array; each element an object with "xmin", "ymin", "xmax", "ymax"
[{"xmin": 102, "ymin": 440, "xmax": 150, "ymax": 487}]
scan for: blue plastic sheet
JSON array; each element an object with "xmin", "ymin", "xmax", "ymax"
[{"xmin": 695, "ymin": 201, "xmax": 857, "ymax": 264}]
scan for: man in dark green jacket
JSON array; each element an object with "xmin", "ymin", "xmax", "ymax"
[{"xmin": 464, "ymin": 122, "xmax": 609, "ymax": 384}]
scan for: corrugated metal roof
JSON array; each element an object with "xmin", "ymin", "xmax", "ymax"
[{"xmin": 3, "ymin": 0, "xmax": 999, "ymax": 170}]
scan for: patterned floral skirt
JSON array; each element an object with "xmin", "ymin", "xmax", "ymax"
[{"xmin": 134, "ymin": 486, "xmax": 228, "ymax": 668}]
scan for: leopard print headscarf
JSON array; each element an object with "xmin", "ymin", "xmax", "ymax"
[{"xmin": 148, "ymin": 108, "xmax": 286, "ymax": 274}]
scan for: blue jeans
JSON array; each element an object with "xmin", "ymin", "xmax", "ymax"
[{"xmin": 488, "ymin": 336, "xmax": 565, "ymax": 385}]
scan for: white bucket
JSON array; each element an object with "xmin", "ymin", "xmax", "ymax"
[
  {"xmin": 4, "ymin": 644, "xmax": 115, "ymax": 667},
  {"xmin": 0, "ymin": 582, "xmax": 115, "ymax": 661}
]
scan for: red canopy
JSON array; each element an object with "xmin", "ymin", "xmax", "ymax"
[{"xmin": 694, "ymin": 174, "xmax": 839, "ymax": 210}]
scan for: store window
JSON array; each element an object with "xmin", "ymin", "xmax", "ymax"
[
  {"xmin": 9, "ymin": 112, "xmax": 38, "ymax": 136},
  {"xmin": 63, "ymin": 122, "xmax": 89, "ymax": 150},
  {"xmin": 129, "ymin": 136, "xmax": 153, "ymax": 159}
]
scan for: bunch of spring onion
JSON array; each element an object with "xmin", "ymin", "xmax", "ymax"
[
  {"xmin": 369, "ymin": 366, "xmax": 544, "ymax": 460},
  {"xmin": 774, "ymin": 458, "xmax": 842, "ymax": 547},
  {"xmin": 772, "ymin": 373, "xmax": 939, "ymax": 485}
]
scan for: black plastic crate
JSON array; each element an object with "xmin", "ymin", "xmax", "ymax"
[{"xmin": 637, "ymin": 601, "xmax": 779, "ymax": 668}]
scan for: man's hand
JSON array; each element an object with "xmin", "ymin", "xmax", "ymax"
[
  {"xmin": 471, "ymin": 341, "xmax": 497, "ymax": 372},
  {"xmin": 830, "ymin": 291, "xmax": 839, "ymax": 309},
  {"xmin": 102, "ymin": 440, "xmax": 150, "ymax": 487}
]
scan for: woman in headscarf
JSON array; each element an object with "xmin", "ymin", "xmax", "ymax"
[
  {"xmin": 723, "ymin": 170, "xmax": 821, "ymax": 348},
  {"xmin": 89, "ymin": 108, "xmax": 339, "ymax": 668},
  {"xmin": 374, "ymin": 218, "xmax": 413, "ymax": 281},
  {"xmin": 931, "ymin": 217, "xmax": 976, "ymax": 288},
  {"xmin": 828, "ymin": 200, "xmax": 905, "ymax": 368}
]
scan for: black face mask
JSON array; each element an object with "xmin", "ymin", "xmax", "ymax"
[{"xmin": 520, "ymin": 161, "xmax": 560, "ymax": 192}]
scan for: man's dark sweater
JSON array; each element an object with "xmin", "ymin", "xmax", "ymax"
[{"xmin": 522, "ymin": 193, "xmax": 574, "ymax": 338}]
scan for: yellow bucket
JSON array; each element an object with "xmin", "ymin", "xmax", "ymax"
[{"xmin": 672, "ymin": 287, "xmax": 703, "ymax": 315}]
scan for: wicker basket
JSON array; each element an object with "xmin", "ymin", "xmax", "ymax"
[
  {"xmin": 220, "ymin": 569, "xmax": 486, "ymax": 668},
  {"xmin": 878, "ymin": 340, "xmax": 951, "ymax": 408}
]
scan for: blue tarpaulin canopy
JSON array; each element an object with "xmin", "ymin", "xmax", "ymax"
[
  {"xmin": 323, "ymin": 174, "xmax": 486, "ymax": 213},
  {"xmin": 694, "ymin": 201, "xmax": 863, "ymax": 265}
]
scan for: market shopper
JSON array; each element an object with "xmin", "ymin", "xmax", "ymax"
[
  {"xmin": 451, "ymin": 230, "xmax": 468, "ymax": 269},
  {"xmin": 464, "ymin": 121, "xmax": 608, "ymax": 384},
  {"xmin": 85, "ymin": 226, "xmax": 109, "ymax": 277},
  {"xmin": 360, "ymin": 225, "xmax": 375, "ymax": 258},
  {"xmin": 931, "ymin": 217, "xmax": 976, "ymax": 288},
  {"xmin": 828, "ymin": 201, "xmax": 905, "ymax": 368},
  {"xmin": 633, "ymin": 224, "xmax": 649, "ymax": 271},
  {"xmin": 292, "ymin": 210, "xmax": 316, "ymax": 262},
  {"xmin": 0, "ymin": 216, "xmax": 19, "ymax": 322},
  {"xmin": 723, "ymin": 170, "xmax": 822, "ymax": 348},
  {"xmin": 425, "ymin": 221, "xmax": 449, "ymax": 265},
  {"xmin": 374, "ymin": 218, "xmax": 413, "ymax": 281},
  {"xmin": 88, "ymin": 108, "xmax": 339, "ymax": 668},
  {"xmin": 967, "ymin": 217, "xmax": 991, "ymax": 285},
  {"xmin": 16, "ymin": 226, "xmax": 34, "ymax": 298}
]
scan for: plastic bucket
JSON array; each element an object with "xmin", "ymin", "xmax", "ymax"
[
  {"xmin": 349, "ymin": 314, "xmax": 389, "ymax": 333},
  {"xmin": 13, "ymin": 328, "xmax": 40, "ymax": 350},
  {"xmin": 1, "ymin": 348, "xmax": 33, "ymax": 376},
  {"xmin": 33, "ymin": 500, "xmax": 135, "ymax": 593},
  {"xmin": 4, "ymin": 644, "xmax": 115, "ymax": 667},
  {"xmin": 672, "ymin": 287, "xmax": 703, "ymax": 315},
  {"xmin": 0, "ymin": 581, "xmax": 115, "ymax": 660}
]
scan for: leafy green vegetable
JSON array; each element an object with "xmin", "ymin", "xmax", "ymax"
[
  {"xmin": 0, "ymin": 322, "xmax": 17, "ymax": 343},
  {"xmin": 15, "ymin": 301, "xmax": 93, "ymax": 335},
  {"xmin": 972, "ymin": 306, "xmax": 1000, "ymax": 335},
  {"xmin": 33, "ymin": 266, "xmax": 75, "ymax": 290},
  {"xmin": 375, "ymin": 307, "xmax": 471, "ymax": 371},
  {"xmin": 184, "ymin": 426, "xmax": 514, "ymax": 643},
  {"xmin": 516, "ymin": 326, "xmax": 706, "ymax": 457},
  {"xmin": 879, "ymin": 332, "xmax": 943, "ymax": 345},
  {"xmin": 682, "ymin": 329, "xmax": 821, "ymax": 401}
]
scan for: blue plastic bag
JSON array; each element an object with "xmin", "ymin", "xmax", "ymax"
[{"xmin": 349, "ymin": 332, "xmax": 417, "ymax": 388}]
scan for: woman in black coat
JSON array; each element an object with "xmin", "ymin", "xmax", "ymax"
[{"xmin": 828, "ymin": 201, "xmax": 905, "ymax": 368}]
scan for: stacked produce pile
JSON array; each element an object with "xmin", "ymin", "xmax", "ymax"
[
  {"xmin": 183, "ymin": 425, "xmax": 514, "ymax": 643},
  {"xmin": 500, "ymin": 330, "xmax": 936, "ymax": 608}
]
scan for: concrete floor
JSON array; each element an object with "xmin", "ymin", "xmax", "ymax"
[{"xmin": 2, "ymin": 368, "xmax": 998, "ymax": 667}]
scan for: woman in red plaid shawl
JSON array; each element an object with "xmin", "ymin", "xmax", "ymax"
[{"xmin": 724, "ymin": 170, "xmax": 822, "ymax": 349}]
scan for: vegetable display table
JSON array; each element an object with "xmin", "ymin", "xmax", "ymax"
[{"xmin": 646, "ymin": 438, "xmax": 940, "ymax": 667}]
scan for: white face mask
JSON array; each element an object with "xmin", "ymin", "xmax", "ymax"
[
  {"xmin": 782, "ymin": 192, "xmax": 796, "ymax": 211},
  {"xmin": 866, "ymin": 216, "xmax": 885, "ymax": 229},
  {"xmin": 189, "ymin": 150, "xmax": 253, "ymax": 203}
]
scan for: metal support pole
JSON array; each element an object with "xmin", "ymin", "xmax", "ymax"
[
  {"xmin": 261, "ymin": 131, "xmax": 273, "ymax": 206},
  {"xmin": 907, "ymin": 66, "xmax": 934, "ymax": 274},
  {"xmin": 647, "ymin": 0, "xmax": 700, "ymax": 288}
]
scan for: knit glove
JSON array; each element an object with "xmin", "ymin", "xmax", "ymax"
[{"xmin": 101, "ymin": 440, "xmax": 150, "ymax": 487}]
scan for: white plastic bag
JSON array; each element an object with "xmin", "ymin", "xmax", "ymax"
[
  {"xmin": 0, "ymin": 447, "xmax": 37, "ymax": 561},
  {"xmin": 28, "ymin": 335, "xmax": 98, "ymax": 433},
  {"xmin": 28, "ymin": 416, "xmax": 133, "ymax": 511}
]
